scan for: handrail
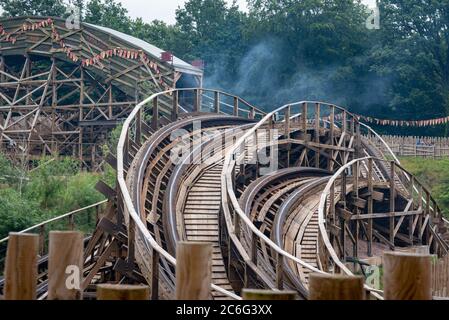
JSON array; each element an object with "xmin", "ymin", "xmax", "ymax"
[
  {"xmin": 116, "ymin": 87, "xmax": 261, "ymax": 300},
  {"xmin": 222, "ymin": 100, "xmax": 387, "ymax": 298},
  {"xmin": 317, "ymin": 155, "xmax": 448, "ymax": 295},
  {"xmin": 0, "ymin": 199, "xmax": 108, "ymax": 244}
]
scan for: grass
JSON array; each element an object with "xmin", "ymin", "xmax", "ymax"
[{"xmin": 399, "ymin": 157, "xmax": 449, "ymax": 218}]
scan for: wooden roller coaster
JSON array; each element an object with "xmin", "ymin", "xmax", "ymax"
[{"xmin": 2, "ymin": 86, "xmax": 449, "ymax": 300}]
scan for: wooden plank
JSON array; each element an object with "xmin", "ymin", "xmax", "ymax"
[
  {"xmin": 48, "ymin": 231, "xmax": 84, "ymax": 300},
  {"xmin": 383, "ymin": 252, "xmax": 432, "ymax": 300},
  {"xmin": 4, "ymin": 233, "xmax": 39, "ymax": 300},
  {"xmin": 176, "ymin": 242, "xmax": 212, "ymax": 300}
]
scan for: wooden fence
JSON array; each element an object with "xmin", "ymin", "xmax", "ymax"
[
  {"xmin": 370, "ymin": 135, "xmax": 449, "ymax": 158},
  {"xmin": 432, "ymin": 254, "xmax": 449, "ymax": 298}
]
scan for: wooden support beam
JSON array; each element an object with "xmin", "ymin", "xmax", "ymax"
[
  {"xmin": 242, "ymin": 289, "xmax": 297, "ymax": 300},
  {"xmin": 390, "ymin": 162, "xmax": 396, "ymax": 244},
  {"xmin": 233, "ymin": 96, "xmax": 238, "ymax": 116},
  {"xmin": 383, "ymin": 252, "xmax": 432, "ymax": 300},
  {"xmin": 97, "ymin": 284, "xmax": 150, "ymax": 300},
  {"xmin": 309, "ymin": 274, "xmax": 365, "ymax": 300},
  {"xmin": 4, "ymin": 233, "xmax": 39, "ymax": 300},
  {"xmin": 175, "ymin": 242, "xmax": 212, "ymax": 300},
  {"xmin": 151, "ymin": 96, "xmax": 159, "ymax": 130},
  {"xmin": 48, "ymin": 231, "xmax": 84, "ymax": 300}
]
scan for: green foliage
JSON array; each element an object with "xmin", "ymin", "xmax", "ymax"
[
  {"xmin": 0, "ymin": 155, "xmax": 106, "ymax": 239},
  {"xmin": 84, "ymin": 0, "xmax": 132, "ymax": 33},
  {"xmin": 0, "ymin": 0, "xmax": 67, "ymax": 17},
  {"xmin": 400, "ymin": 158, "xmax": 449, "ymax": 217}
]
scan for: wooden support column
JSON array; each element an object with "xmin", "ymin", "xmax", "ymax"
[
  {"xmin": 135, "ymin": 108, "xmax": 142, "ymax": 145},
  {"xmin": 302, "ymin": 102, "xmax": 307, "ymax": 140},
  {"xmin": 276, "ymin": 252, "xmax": 284, "ymax": 290},
  {"xmin": 97, "ymin": 284, "xmax": 150, "ymax": 300},
  {"xmin": 409, "ymin": 176, "xmax": 415, "ymax": 243},
  {"xmin": 309, "ymin": 274, "xmax": 365, "ymax": 300},
  {"xmin": 151, "ymin": 250, "xmax": 159, "ymax": 300},
  {"xmin": 108, "ymin": 84, "xmax": 113, "ymax": 119},
  {"xmin": 194, "ymin": 89, "xmax": 200, "ymax": 112},
  {"xmin": 328, "ymin": 105, "xmax": 335, "ymax": 171},
  {"xmin": 233, "ymin": 96, "xmax": 238, "ymax": 116},
  {"xmin": 243, "ymin": 289, "xmax": 297, "ymax": 300},
  {"xmin": 48, "ymin": 231, "xmax": 84, "ymax": 300},
  {"xmin": 176, "ymin": 242, "xmax": 212, "ymax": 300},
  {"xmin": 4, "ymin": 233, "xmax": 39, "ymax": 300},
  {"xmin": 353, "ymin": 161, "xmax": 359, "ymax": 259},
  {"xmin": 79, "ymin": 67, "xmax": 84, "ymax": 165},
  {"xmin": 51, "ymin": 57, "xmax": 57, "ymax": 156},
  {"xmin": 383, "ymin": 252, "xmax": 432, "ymax": 300},
  {"xmin": 213, "ymin": 91, "xmax": 220, "ymax": 114},
  {"xmin": 284, "ymin": 105, "xmax": 291, "ymax": 139},
  {"xmin": 389, "ymin": 162, "xmax": 396, "ymax": 245},
  {"xmin": 367, "ymin": 158, "xmax": 374, "ymax": 256},
  {"xmin": 172, "ymin": 90, "xmax": 179, "ymax": 120},
  {"xmin": 341, "ymin": 170, "xmax": 347, "ymax": 260},
  {"xmin": 151, "ymin": 96, "xmax": 159, "ymax": 130}
]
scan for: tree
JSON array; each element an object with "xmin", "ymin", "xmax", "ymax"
[
  {"xmin": 175, "ymin": 0, "xmax": 248, "ymax": 78},
  {"xmin": 0, "ymin": 0, "xmax": 67, "ymax": 17},
  {"xmin": 368, "ymin": 0, "xmax": 449, "ymax": 122},
  {"xmin": 84, "ymin": 0, "xmax": 132, "ymax": 33}
]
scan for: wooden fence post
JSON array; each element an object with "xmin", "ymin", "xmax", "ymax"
[
  {"xmin": 48, "ymin": 231, "xmax": 84, "ymax": 300},
  {"xmin": 97, "ymin": 284, "xmax": 150, "ymax": 300},
  {"xmin": 4, "ymin": 233, "xmax": 39, "ymax": 300},
  {"xmin": 242, "ymin": 289, "xmax": 297, "ymax": 300},
  {"xmin": 383, "ymin": 252, "xmax": 432, "ymax": 300},
  {"xmin": 176, "ymin": 242, "xmax": 212, "ymax": 300},
  {"xmin": 308, "ymin": 274, "xmax": 365, "ymax": 300}
]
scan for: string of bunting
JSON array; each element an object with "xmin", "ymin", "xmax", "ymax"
[
  {"xmin": 324, "ymin": 111, "xmax": 449, "ymax": 127},
  {"xmin": 0, "ymin": 18, "xmax": 171, "ymax": 90},
  {"xmin": 357, "ymin": 114, "xmax": 449, "ymax": 127}
]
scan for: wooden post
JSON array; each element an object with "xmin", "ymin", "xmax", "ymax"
[
  {"xmin": 151, "ymin": 250, "xmax": 159, "ymax": 300},
  {"xmin": 172, "ymin": 90, "xmax": 179, "ymax": 121},
  {"xmin": 383, "ymin": 252, "xmax": 432, "ymax": 300},
  {"xmin": 367, "ymin": 158, "xmax": 374, "ymax": 257},
  {"xmin": 314, "ymin": 103, "xmax": 320, "ymax": 167},
  {"xmin": 194, "ymin": 89, "xmax": 200, "ymax": 112},
  {"xmin": 389, "ymin": 162, "xmax": 396, "ymax": 245},
  {"xmin": 48, "ymin": 231, "xmax": 84, "ymax": 300},
  {"xmin": 302, "ymin": 102, "xmax": 307, "ymax": 139},
  {"xmin": 276, "ymin": 252, "xmax": 284, "ymax": 290},
  {"xmin": 309, "ymin": 274, "xmax": 365, "ymax": 300},
  {"xmin": 151, "ymin": 96, "xmax": 159, "ymax": 130},
  {"xmin": 4, "ymin": 233, "xmax": 39, "ymax": 300},
  {"xmin": 176, "ymin": 242, "xmax": 212, "ymax": 300},
  {"xmin": 328, "ymin": 105, "xmax": 335, "ymax": 170},
  {"xmin": 214, "ymin": 91, "xmax": 220, "ymax": 114},
  {"xmin": 242, "ymin": 289, "xmax": 297, "ymax": 300},
  {"xmin": 97, "ymin": 284, "xmax": 150, "ymax": 300},
  {"xmin": 233, "ymin": 97, "xmax": 239, "ymax": 116}
]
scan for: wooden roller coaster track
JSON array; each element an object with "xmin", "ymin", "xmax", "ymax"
[{"xmin": 1, "ymin": 87, "xmax": 449, "ymax": 300}]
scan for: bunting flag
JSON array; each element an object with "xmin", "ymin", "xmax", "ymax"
[
  {"xmin": 357, "ymin": 114, "xmax": 449, "ymax": 127},
  {"xmin": 1, "ymin": 19, "xmax": 173, "ymax": 90},
  {"xmin": 323, "ymin": 112, "xmax": 449, "ymax": 127}
]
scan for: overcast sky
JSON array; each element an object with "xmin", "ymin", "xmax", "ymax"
[
  {"xmin": 117, "ymin": 0, "xmax": 377, "ymax": 25},
  {"xmin": 0, "ymin": 0, "xmax": 378, "ymax": 25}
]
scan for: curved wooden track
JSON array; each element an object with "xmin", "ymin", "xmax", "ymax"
[{"xmin": 2, "ymin": 88, "xmax": 449, "ymax": 300}]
